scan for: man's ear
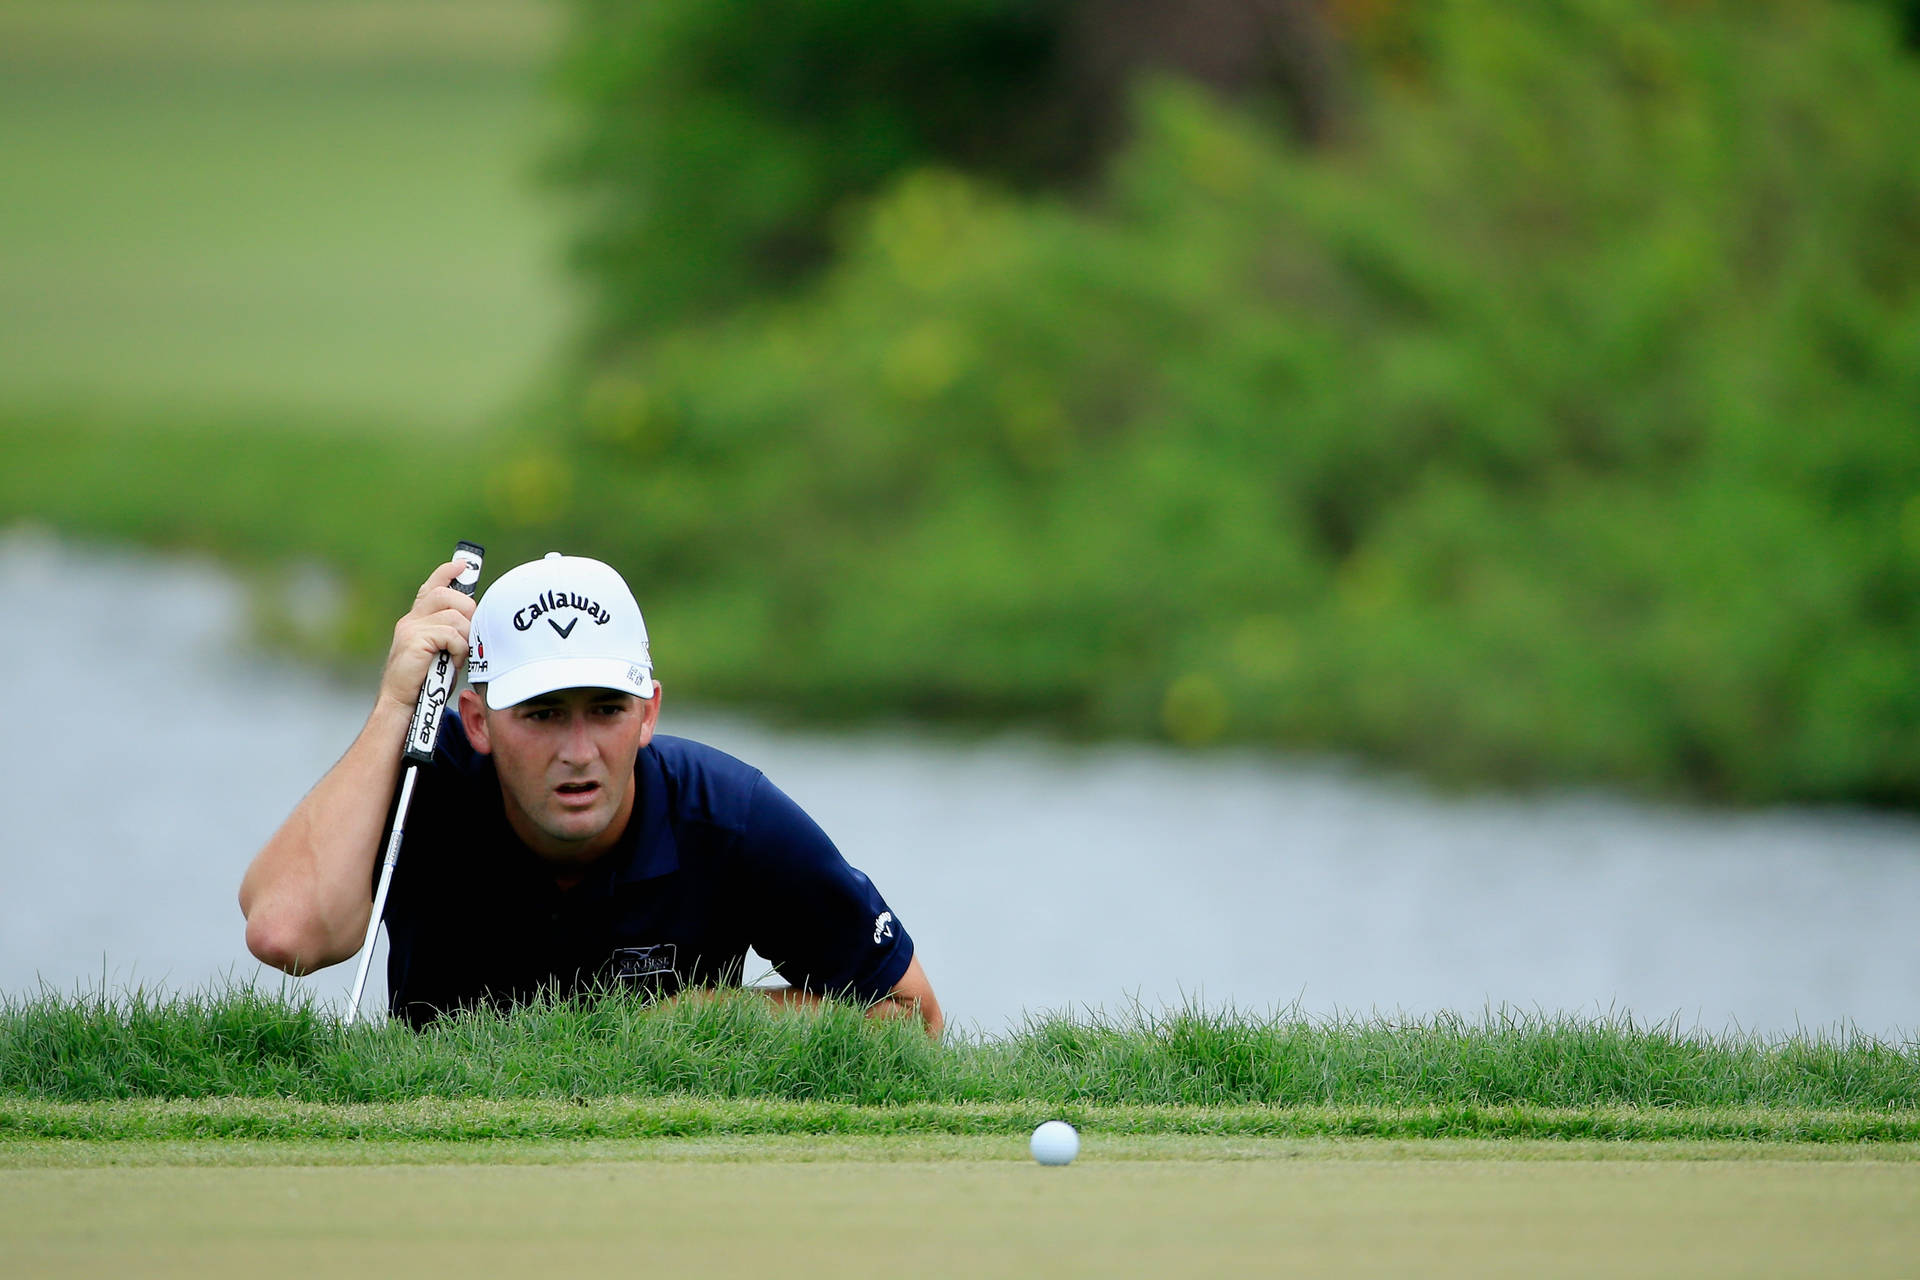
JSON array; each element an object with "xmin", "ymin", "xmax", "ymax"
[
  {"xmin": 458, "ymin": 686, "xmax": 492, "ymax": 754},
  {"xmin": 637, "ymin": 681, "xmax": 662, "ymax": 748}
]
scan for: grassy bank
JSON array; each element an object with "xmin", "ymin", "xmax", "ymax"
[{"xmin": 4, "ymin": 988, "xmax": 1913, "ymax": 1142}]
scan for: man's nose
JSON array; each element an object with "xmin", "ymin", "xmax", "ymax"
[{"xmin": 557, "ymin": 711, "xmax": 595, "ymax": 763}]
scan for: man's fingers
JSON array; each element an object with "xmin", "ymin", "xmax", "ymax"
[
  {"xmin": 382, "ymin": 599, "xmax": 475, "ymax": 704},
  {"xmin": 385, "ymin": 626, "xmax": 468, "ymax": 693},
  {"xmin": 420, "ymin": 625, "xmax": 470, "ymax": 664},
  {"xmin": 418, "ymin": 610, "xmax": 474, "ymax": 663},
  {"xmin": 415, "ymin": 560, "xmax": 467, "ymax": 602},
  {"xmin": 417, "ymin": 586, "xmax": 478, "ymax": 621},
  {"xmin": 423, "ymin": 604, "xmax": 475, "ymax": 632},
  {"xmin": 403, "ymin": 613, "xmax": 472, "ymax": 658},
  {"xmin": 391, "ymin": 605, "xmax": 472, "ymax": 654}
]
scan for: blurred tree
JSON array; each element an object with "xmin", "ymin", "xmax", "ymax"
[
  {"xmin": 552, "ymin": 0, "xmax": 1344, "ymax": 342},
  {"xmin": 1062, "ymin": 0, "xmax": 1348, "ymax": 150},
  {"xmin": 1861, "ymin": 0, "xmax": 1920, "ymax": 46}
]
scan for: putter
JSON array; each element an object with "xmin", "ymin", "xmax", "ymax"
[{"xmin": 343, "ymin": 540, "xmax": 485, "ymax": 1026}]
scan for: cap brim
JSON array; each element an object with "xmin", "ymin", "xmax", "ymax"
[{"xmin": 481, "ymin": 656, "xmax": 655, "ymax": 709}]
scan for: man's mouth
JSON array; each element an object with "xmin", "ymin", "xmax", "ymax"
[{"xmin": 554, "ymin": 781, "xmax": 601, "ymax": 801}]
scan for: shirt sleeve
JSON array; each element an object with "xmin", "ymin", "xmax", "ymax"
[{"xmin": 738, "ymin": 773, "xmax": 914, "ymax": 1005}]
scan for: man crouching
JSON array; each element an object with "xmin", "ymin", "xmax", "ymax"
[{"xmin": 239, "ymin": 551, "xmax": 940, "ymax": 1033}]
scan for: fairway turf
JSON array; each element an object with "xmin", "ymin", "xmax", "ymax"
[
  {"xmin": 3, "ymin": 1137, "xmax": 1917, "ymax": 1278},
  {"xmin": 8, "ymin": 1096, "xmax": 1920, "ymax": 1145}
]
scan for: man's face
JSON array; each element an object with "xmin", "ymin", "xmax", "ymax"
[{"xmin": 460, "ymin": 685, "xmax": 659, "ymax": 866}]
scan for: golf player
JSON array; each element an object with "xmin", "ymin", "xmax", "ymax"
[{"xmin": 239, "ymin": 552, "xmax": 941, "ymax": 1033}]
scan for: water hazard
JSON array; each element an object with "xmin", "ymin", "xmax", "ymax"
[{"xmin": 3, "ymin": 530, "xmax": 1916, "ymax": 1036}]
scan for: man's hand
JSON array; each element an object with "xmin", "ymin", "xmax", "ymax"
[
  {"xmin": 754, "ymin": 955, "xmax": 943, "ymax": 1037},
  {"xmin": 868, "ymin": 954, "xmax": 943, "ymax": 1036},
  {"xmin": 378, "ymin": 560, "xmax": 478, "ymax": 717}
]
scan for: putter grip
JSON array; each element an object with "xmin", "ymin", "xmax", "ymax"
[{"xmin": 403, "ymin": 541, "xmax": 485, "ymax": 764}]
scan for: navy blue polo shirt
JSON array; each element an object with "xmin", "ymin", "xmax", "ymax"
[{"xmin": 380, "ymin": 710, "xmax": 914, "ymax": 1029}]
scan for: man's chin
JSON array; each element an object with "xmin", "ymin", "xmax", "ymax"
[
  {"xmin": 542, "ymin": 810, "xmax": 614, "ymax": 846},
  {"xmin": 518, "ymin": 802, "xmax": 615, "ymax": 855},
  {"xmin": 500, "ymin": 783, "xmax": 628, "ymax": 862}
]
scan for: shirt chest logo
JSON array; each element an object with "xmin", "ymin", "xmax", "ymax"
[{"xmin": 603, "ymin": 943, "xmax": 680, "ymax": 996}]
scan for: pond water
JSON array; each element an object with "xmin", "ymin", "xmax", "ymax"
[{"xmin": 3, "ymin": 530, "xmax": 1916, "ymax": 1036}]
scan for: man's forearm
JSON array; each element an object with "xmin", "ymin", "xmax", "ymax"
[
  {"xmin": 863, "ymin": 989, "xmax": 942, "ymax": 1035},
  {"xmin": 751, "ymin": 953, "xmax": 942, "ymax": 1036},
  {"xmin": 750, "ymin": 984, "xmax": 941, "ymax": 1036},
  {"xmin": 877, "ymin": 954, "xmax": 942, "ymax": 1036},
  {"xmin": 238, "ymin": 696, "xmax": 412, "ymax": 973}
]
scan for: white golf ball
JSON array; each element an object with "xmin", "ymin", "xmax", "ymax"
[{"xmin": 1030, "ymin": 1120, "xmax": 1079, "ymax": 1166}]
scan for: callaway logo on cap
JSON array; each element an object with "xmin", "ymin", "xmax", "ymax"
[{"xmin": 468, "ymin": 552, "xmax": 654, "ymax": 708}]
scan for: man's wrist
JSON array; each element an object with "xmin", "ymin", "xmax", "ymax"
[{"xmin": 369, "ymin": 690, "xmax": 420, "ymax": 735}]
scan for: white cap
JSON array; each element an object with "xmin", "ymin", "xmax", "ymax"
[{"xmin": 467, "ymin": 552, "xmax": 655, "ymax": 709}]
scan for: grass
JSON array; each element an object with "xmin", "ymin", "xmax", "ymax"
[
  {"xmin": 0, "ymin": 0, "xmax": 570, "ymax": 656},
  {"xmin": 0, "ymin": 0, "xmax": 555, "ymax": 68},
  {"xmin": 0, "ymin": 0, "xmax": 565, "ymax": 431},
  {"xmin": 9, "ymin": 989, "xmax": 1916, "ymax": 1276},
  {"xmin": 0, "ymin": 408, "xmax": 455, "ymax": 560},
  {"xmin": 7, "ymin": 1097, "xmax": 1919, "ymax": 1145},
  {"xmin": 9, "ymin": 1132, "xmax": 1919, "ymax": 1168},
  {"xmin": 5, "ymin": 1142, "xmax": 1920, "ymax": 1279},
  {"xmin": 0, "ymin": 406, "xmax": 484, "ymax": 658},
  {"xmin": 3, "ymin": 986, "xmax": 1914, "ymax": 1143}
]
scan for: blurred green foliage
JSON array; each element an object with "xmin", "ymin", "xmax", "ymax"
[
  {"xmin": 1862, "ymin": 0, "xmax": 1920, "ymax": 45},
  {"xmin": 551, "ymin": 0, "xmax": 1071, "ymax": 337},
  {"xmin": 534, "ymin": 0, "xmax": 1920, "ymax": 804}
]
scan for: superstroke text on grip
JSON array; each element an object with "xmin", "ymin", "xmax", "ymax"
[{"xmin": 403, "ymin": 541, "xmax": 484, "ymax": 765}]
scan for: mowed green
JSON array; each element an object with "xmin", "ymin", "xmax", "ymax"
[
  {"xmin": 4, "ymin": 1137, "xmax": 1918, "ymax": 1279},
  {"xmin": 0, "ymin": 0, "xmax": 566, "ymax": 432}
]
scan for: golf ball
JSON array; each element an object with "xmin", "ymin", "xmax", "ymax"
[{"xmin": 1030, "ymin": 1120, "xmax": 1079, "ymax": 1166}]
